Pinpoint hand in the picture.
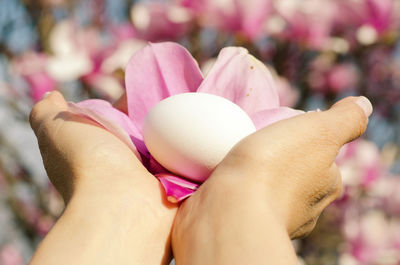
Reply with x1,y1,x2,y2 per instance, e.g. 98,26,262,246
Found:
172,96,372,265
29,91,177,265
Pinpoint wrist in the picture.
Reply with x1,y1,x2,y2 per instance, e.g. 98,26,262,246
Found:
173,170,298,265
42,172,177,265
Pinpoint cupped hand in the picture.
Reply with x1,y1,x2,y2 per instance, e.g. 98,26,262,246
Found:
30,91,170,205
172,96,372,264
29,91,177,265
223,96,371,237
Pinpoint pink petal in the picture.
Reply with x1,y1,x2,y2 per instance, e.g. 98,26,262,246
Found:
144,155,168,175
68,100,144,160
239,0,271,39
251,107,304,130
125,42,204,132
156,173,200,203
366,0,392,32
197,47,279,116
26,73,56,102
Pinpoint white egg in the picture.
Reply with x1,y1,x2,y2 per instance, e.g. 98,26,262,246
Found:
143,93,256,182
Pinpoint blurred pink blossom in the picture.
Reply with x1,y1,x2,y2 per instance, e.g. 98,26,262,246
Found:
73,23,145,100
337,140,383,188
308,55,359,94
326,64,360,93
272,0,337,49
35,215,55,237
329,139,400,263
130,2,193,41
13,52,56,102
110,23,136,42
274,76,299,107
46,20,98,82
180,0,271,39
0,245,24,265
337,0,397,35
372,176,400,216
81,36,145,101
343,207,400,263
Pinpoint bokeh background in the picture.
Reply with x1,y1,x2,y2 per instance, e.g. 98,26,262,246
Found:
0,0,399,264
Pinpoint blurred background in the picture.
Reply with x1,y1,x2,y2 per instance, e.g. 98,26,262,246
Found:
0,0,399,264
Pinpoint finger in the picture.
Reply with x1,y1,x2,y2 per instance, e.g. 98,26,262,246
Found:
29,91,68,133
113,92,128,114
321,96,372,147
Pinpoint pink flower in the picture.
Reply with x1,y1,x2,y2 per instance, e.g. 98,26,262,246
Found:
336,140,383,189
326,64,359,93
13,52,56,102
337,0,396,35
36,215,55,237
0,245,24,265
273,0,337,49
130,2,193,41
46,20,104,82
342,206,400,263
68,42,302,202
180,0,271,39
274,75,299,108
308,56,359,94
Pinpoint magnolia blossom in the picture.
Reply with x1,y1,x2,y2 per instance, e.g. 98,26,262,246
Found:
272,0,337,49
68,42,302,202
268,68,299,107
343,208,400,263
313,139,400,264
130,2,193,41
308,55,359,94
336,140,383,188
180,0,271,39
12,52,56,102
45,20,97,82
340,176,400,264
82,38,146,101
0,245,24,265
337,0,398,37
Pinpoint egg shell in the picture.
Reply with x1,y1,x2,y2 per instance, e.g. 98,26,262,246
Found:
143,93,256,182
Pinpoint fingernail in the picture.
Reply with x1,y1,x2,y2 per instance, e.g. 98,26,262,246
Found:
355,96,373,117
42,92,51,100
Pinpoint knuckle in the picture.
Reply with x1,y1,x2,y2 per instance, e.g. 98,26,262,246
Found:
290,216,318,239
332,179,343,199
29,105,40,128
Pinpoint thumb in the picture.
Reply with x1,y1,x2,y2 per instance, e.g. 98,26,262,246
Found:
29,91,68,134
322,96,372,147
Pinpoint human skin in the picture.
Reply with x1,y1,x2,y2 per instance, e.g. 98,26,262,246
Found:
172,96,372,265
29,91,177,265
29,91,371,265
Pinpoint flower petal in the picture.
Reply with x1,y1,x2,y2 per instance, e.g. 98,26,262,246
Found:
156,173,200,203
197,47,279,115
68,100,144,160
143,155,168,175
251,107,304,130
125,42,204,132
239,0,272,39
